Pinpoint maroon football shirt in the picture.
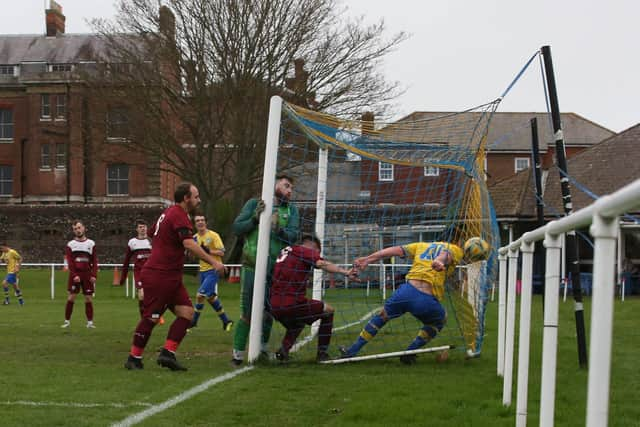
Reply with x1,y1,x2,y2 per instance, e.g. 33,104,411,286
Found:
144,205,193,274
271,245,322,306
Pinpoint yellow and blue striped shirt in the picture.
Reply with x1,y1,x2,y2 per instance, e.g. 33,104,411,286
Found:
403,241,464,301
1,249,22,274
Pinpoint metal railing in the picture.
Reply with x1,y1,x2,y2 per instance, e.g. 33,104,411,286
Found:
496,178,640,427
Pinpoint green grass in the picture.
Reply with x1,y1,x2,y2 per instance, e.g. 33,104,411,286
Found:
1,268,639,426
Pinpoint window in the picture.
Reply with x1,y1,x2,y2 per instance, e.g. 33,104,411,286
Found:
107,107,129,140
0,65,15,76
424,166,440,177
0,109,13,140
107,164,129,195
378,162,394,181
41,94,51,119
515,157,531,173
55,94,67,119
49,64,73,72
55,143,66,169
41,144,51,169
0,166,12,196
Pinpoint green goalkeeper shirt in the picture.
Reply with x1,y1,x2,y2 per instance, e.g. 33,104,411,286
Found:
233,198,300,270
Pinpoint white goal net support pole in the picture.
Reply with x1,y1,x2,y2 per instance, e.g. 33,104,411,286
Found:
498,178,640,427
320,344,454,365
311,148,329,337
248,96,282,364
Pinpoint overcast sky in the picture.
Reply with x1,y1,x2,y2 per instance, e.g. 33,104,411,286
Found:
4,0,639,133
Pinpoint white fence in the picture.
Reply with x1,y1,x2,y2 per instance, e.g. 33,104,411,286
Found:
497,178,640,427
5,263,242,300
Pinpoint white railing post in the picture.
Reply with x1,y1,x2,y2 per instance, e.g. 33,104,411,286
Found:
539,230,562,427
516,239,535,427
497,251,508,377
586,212,618,427
503,246,519,406
50,264,55,300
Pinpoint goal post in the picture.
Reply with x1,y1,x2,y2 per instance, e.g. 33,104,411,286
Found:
249,95,500,362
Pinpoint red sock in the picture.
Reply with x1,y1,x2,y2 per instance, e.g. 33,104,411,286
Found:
138,300,144,318
65,301,74,320
85,302,94,321
165,317,191,351
131,318,156,356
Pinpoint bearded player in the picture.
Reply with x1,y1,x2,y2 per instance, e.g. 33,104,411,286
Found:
124,183,226,371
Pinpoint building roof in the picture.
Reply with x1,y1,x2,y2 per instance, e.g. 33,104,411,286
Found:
400,111,615,151
490,123,640,218
0,34,108,64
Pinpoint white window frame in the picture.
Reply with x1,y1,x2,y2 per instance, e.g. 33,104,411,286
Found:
107,164,129,196
48,63,73,72
55,94,67,120
0,65,16,76
40,143,51,170
0,108,13,142
0,165,13,196
378,162,394,182
55,143,66,169
40,94,51,120
106,107,129,141
515,157,530,173
424,166,440,177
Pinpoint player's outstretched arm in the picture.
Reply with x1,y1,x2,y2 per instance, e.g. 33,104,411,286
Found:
316,259,358,280
183,238,226,274
232,199,262,236
354,246,404,271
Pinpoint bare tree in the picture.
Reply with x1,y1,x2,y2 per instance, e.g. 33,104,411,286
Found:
88,0,406,248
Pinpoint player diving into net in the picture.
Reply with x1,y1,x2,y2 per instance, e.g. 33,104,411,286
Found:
338,237,489,364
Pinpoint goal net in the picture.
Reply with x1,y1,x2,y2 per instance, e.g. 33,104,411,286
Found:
248,96,500,362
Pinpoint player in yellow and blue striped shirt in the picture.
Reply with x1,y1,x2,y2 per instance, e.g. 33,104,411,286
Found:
189,214,233,332
0,244,24,305
341,239,487,364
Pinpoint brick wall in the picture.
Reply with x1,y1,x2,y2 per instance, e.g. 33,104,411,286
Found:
0,205,164,264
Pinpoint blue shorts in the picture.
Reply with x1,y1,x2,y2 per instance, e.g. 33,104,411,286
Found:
384,283,445,330
197,270,219,298
5,273,17,285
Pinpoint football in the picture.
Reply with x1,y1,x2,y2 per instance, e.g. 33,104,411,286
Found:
463,237,490,262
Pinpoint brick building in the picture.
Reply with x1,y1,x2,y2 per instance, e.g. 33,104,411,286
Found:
0,3,177,262
0,3,178,206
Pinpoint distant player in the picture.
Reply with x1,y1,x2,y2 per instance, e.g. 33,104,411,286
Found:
120,219,152,317
341,239,488,364
0,244,24,306
61,220,98,329
190,213,233,331
124,182,226,371
270,235,358,362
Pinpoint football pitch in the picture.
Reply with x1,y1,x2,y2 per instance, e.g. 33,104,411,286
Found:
1,268,639,426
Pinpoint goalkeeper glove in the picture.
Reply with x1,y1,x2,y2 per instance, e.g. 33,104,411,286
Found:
252,199,266,222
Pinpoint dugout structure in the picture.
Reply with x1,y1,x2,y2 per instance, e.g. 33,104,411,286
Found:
247,96,500,362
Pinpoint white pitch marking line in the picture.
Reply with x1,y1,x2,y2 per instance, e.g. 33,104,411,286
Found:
1,400,152,408
111,365,254,427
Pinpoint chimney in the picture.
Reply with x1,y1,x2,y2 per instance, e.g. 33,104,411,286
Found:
361,111,375,136
45,0,66,37
159,6,176,41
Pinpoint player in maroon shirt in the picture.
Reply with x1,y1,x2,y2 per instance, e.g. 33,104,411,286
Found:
61,220,98,329
270,234,358,362
120,219,152,317
124,183,226,371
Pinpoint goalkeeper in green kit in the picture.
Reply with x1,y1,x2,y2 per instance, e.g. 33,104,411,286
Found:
231,175,300,365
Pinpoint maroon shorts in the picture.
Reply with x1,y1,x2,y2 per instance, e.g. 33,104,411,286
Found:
140,269,192,320
271,298,325,327
133,268,144,290
68,272,95,295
